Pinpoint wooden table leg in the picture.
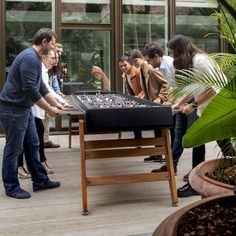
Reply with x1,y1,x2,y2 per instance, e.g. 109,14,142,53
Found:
162,128,178,206
68,115,72,148
79,120,89,215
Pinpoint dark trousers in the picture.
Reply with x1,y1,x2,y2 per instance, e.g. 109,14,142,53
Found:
172,110,205,168
217,139,236,156
18,117,47,167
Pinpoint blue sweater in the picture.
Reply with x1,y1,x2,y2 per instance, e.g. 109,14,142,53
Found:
0,47,49,108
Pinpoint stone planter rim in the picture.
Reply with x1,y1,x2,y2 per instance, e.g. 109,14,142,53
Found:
195,158,233,190
153,194,235,236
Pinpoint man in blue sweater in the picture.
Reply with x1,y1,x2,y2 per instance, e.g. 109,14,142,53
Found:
0,28,63,199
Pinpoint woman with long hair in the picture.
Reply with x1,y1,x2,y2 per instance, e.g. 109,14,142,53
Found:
166,34,216,197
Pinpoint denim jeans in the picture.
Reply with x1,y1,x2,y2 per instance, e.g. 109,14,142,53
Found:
172,110,205,167
18,117,47,167
133,130,142,139
0,106,49,195
172,112,188,166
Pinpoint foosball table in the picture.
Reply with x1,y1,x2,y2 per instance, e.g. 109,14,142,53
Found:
64,92,178,214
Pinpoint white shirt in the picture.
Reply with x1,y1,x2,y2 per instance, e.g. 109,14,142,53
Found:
160,55,175,87
193,53,226,116
31,64,48,119
126,74,133,90
31,63,66,119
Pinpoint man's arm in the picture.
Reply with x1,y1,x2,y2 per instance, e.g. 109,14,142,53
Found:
35,92,64,117
91,66,110,91
35,96,60,117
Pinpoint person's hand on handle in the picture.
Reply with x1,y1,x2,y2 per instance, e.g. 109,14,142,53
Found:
47,106,60,117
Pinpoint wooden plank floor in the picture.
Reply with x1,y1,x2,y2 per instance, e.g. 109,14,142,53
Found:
0,132,220,236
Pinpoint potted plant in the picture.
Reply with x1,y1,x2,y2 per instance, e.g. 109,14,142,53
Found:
153,191,236,236
171,0,236,198
189,158,235,198
153,1,236,235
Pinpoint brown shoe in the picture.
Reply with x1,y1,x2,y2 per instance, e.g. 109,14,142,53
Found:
151,164,177,174
44,141,60,148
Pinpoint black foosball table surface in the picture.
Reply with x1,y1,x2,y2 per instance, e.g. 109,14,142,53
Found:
64,92,173,132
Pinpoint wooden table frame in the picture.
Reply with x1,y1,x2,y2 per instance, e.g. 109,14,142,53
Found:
79,119,178,215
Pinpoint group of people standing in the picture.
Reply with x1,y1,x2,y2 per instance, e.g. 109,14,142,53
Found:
94,35,221,198
0,27,224,200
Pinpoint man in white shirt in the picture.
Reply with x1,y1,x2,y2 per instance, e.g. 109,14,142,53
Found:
143,42,175,89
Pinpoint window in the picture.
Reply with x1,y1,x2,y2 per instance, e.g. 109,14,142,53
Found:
5,1,52,73
61,0,110,24
122,0,168,53
5,0,54,128
61,30,110,94
176,0,219,53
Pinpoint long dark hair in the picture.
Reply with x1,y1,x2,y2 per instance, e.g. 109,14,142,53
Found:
167,34,204,70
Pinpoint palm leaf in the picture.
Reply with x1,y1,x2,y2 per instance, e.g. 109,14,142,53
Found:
171,61,232,100
210,53,236,73
183,89,236,147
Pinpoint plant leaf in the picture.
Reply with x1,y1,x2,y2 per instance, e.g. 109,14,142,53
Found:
183,89,236,148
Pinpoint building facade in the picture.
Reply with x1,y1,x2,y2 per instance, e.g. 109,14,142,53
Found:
0,0,221,131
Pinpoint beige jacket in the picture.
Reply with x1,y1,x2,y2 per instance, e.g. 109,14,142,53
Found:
140,62,170,104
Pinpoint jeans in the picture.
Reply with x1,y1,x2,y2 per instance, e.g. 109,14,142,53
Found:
172,111,205,167
18,117,47,167
172,112,188,166
35,117,47,163
0,106,49,195
133,129,142,139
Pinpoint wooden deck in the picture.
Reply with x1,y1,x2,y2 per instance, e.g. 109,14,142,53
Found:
0,132,220,236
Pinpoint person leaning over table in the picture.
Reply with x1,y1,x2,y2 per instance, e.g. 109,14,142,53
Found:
129,48,171,163
43,44,69,149
43,47,62,149
118,54,145,139
142,41,204,183
161,34,223,197
0,28,63,199
142,43,176,150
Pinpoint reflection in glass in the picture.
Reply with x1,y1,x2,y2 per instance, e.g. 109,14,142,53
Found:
5,1,54,128
5,1,52,71
61,0,110,24
61,30,110,94
123,0,168,54
176,0,219,53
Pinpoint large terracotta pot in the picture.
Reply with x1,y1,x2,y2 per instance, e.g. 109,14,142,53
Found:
153,194,235,236
189,159,233,198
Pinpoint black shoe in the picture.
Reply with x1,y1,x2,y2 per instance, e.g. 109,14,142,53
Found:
6,188,31,199
33,180,60,192
177,182,200,198
151,164,177,175
183,172,190,182
144,155,166,163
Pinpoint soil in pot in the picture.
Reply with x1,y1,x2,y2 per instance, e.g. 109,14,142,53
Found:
206,157,236,185
177,195,236,236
